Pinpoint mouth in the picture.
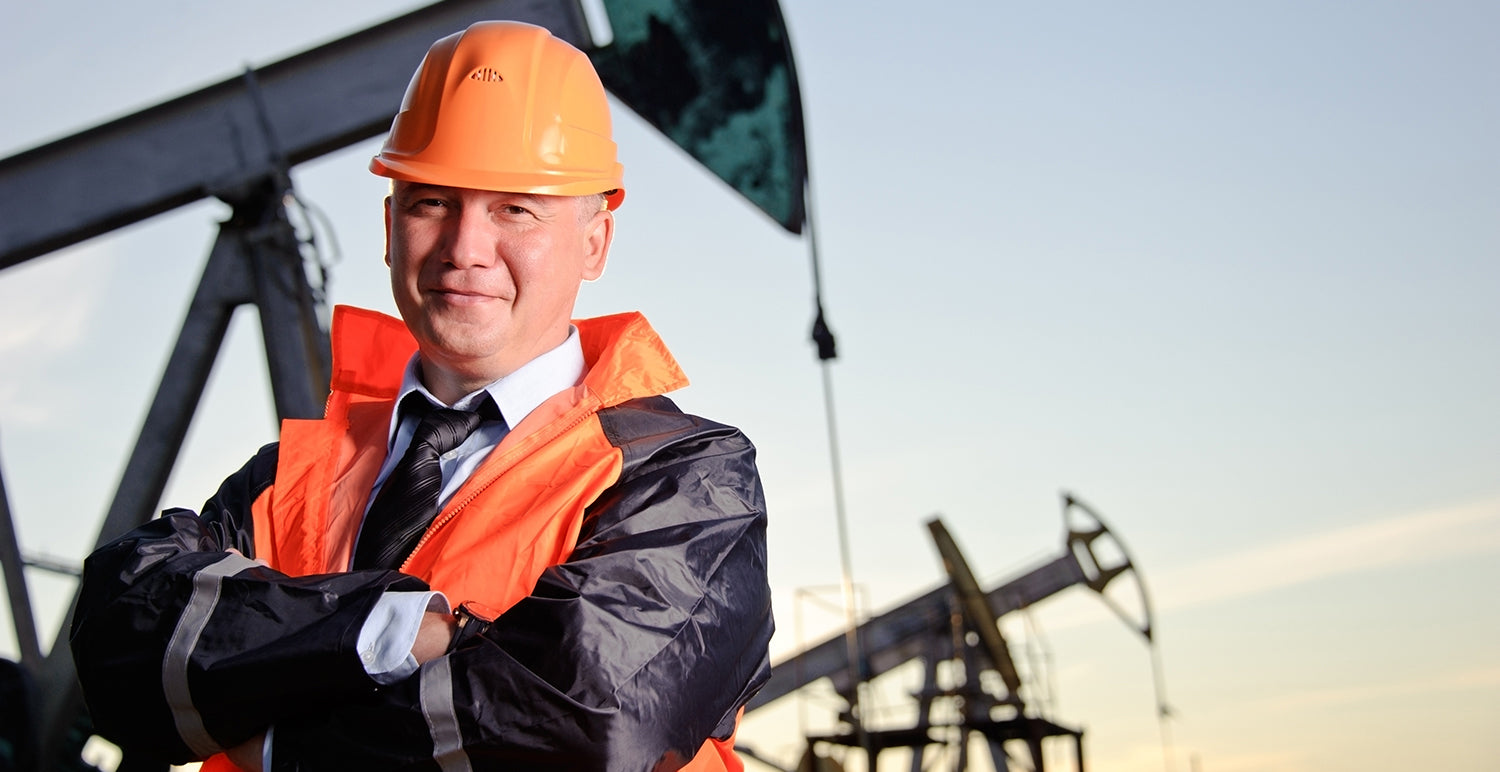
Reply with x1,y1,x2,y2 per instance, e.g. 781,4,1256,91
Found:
427,286,503,305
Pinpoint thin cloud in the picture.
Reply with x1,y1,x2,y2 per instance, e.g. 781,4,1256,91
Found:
1252,664,1500,712
0,250,106,353
1031,497,1500,633
0,246,114,424
1154,497,1500,613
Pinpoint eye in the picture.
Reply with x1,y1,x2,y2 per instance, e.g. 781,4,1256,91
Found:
499,204,533,217
397,195,450,217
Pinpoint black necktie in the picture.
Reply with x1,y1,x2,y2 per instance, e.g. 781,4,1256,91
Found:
353,395,496,570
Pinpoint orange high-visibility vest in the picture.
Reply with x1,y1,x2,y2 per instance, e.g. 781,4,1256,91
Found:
202,306,742,771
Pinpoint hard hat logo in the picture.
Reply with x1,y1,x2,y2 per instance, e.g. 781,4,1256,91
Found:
370,21,626,210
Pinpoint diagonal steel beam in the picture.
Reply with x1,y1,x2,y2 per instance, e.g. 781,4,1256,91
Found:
34,216,255,769
0,447,42,671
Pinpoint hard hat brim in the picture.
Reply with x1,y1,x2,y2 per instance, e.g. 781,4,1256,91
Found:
371,156,625,210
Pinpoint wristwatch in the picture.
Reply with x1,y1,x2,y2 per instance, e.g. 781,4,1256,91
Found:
447,601,497,654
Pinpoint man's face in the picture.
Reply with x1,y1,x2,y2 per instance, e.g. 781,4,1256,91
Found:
385,182,612,396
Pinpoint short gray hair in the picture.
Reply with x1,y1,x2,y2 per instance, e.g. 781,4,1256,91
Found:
577,193,608,223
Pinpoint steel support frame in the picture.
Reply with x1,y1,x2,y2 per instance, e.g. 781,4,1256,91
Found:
0,459,41,673
30,180,330,769
748,506,1143,769
808,717,1084,772
748,551,1089,711
749,502,1148,713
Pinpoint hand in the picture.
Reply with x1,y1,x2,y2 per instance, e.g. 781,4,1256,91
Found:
225,731,266,772
411,610,458,664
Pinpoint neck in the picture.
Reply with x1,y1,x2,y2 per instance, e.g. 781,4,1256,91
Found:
417,362,496,406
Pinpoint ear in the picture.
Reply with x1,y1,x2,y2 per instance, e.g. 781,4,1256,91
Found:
382,196,393,267
580,208,613,281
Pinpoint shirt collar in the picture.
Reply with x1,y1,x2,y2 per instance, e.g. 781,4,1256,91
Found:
388,326,586,438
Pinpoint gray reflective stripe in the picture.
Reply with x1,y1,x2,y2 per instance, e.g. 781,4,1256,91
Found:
421,657,472,772
162,552,258,757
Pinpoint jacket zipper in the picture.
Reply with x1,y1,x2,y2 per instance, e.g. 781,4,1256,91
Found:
399,401,601,571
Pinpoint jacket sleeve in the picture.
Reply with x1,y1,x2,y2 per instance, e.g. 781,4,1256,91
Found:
269,398,775,771
69,442,430,764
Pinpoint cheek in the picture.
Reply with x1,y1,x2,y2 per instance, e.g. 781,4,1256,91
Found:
388,230,430,280
386,251,414,287
508,241,562,288
390,220,439,261
386,253,426,314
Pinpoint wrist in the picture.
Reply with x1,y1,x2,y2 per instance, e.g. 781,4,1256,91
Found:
411,611,458,664
447,601,499,654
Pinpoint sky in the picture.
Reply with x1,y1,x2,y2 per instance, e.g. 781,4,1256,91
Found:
2,1,1498,770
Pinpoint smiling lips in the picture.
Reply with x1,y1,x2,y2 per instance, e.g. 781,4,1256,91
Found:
427,284,507,305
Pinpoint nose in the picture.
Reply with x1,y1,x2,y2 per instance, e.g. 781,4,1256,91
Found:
443,205,498,269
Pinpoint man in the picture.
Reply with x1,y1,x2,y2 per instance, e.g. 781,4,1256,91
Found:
69,21,772,771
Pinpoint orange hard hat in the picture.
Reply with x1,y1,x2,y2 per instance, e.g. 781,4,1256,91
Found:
370,21,625,209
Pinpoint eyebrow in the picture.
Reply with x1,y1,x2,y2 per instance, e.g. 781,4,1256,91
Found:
393,182,448,198
393,184,559,213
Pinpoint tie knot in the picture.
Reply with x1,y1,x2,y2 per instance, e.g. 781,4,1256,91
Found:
401,393,498,456
412,409,483,455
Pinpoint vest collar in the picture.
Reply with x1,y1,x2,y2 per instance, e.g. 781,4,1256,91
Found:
326,305,688,408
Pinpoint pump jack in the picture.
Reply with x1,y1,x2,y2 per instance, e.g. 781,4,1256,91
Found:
743,493,1160,772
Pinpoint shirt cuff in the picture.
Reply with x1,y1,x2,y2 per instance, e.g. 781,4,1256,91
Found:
357,590,450,684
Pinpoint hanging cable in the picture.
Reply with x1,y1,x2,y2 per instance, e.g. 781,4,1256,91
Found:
1019,605,1057,716
241,65,338,327
803,170,875,764
282,189,343,325
1151,641,1178,772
